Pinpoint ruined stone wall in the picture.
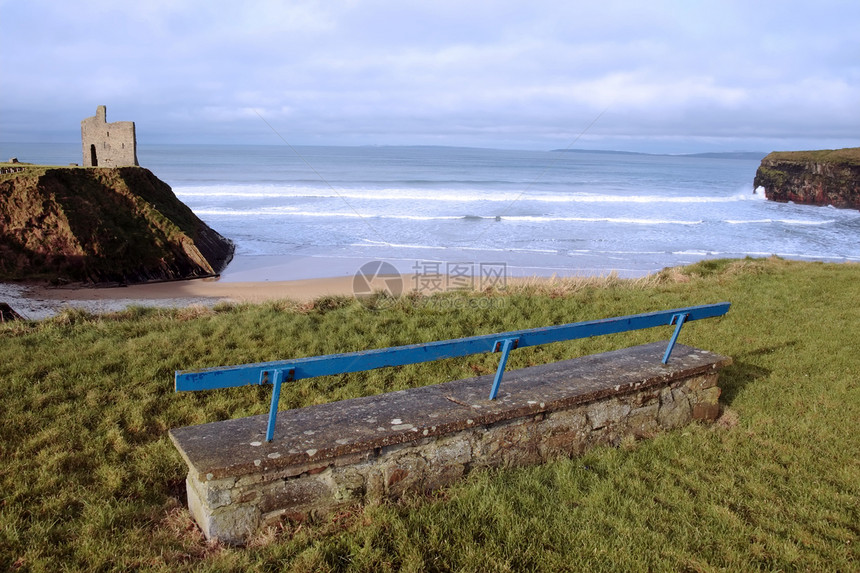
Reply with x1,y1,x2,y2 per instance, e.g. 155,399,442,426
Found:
81,105,139,167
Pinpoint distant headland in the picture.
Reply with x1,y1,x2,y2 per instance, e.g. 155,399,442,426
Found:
551,149,768,160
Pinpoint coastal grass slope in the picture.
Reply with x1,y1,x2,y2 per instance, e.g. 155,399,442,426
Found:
1,258,858,571
0,165,233,284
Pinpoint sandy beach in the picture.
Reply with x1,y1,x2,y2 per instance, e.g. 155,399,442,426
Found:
0,249,573,320
1,266,567,320
2,269,535,320
38,275,365,304
0,275,366,320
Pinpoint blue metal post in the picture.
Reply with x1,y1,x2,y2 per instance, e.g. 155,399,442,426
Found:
489,338,517,400
662,313,688,364
266,369,285,442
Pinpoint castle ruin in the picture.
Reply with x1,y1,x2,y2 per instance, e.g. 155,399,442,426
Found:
81,105,139,167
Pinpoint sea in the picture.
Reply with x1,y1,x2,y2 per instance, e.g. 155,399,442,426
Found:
5,142,860,283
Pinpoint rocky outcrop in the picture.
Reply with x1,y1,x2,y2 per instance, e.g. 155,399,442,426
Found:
0,166,233,284
0,302,22,321
753,148,860,210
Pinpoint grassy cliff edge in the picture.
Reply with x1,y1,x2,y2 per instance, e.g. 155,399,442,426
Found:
0,165,234,283
754,147,860,209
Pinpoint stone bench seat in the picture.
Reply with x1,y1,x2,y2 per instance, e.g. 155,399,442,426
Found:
170,341,730,544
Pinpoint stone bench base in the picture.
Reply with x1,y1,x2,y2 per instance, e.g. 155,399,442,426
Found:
169,342,731,544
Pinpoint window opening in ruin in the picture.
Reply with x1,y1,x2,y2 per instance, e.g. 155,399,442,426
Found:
90,144,98,166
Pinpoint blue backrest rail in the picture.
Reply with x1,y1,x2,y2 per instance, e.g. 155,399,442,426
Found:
175,302,729,441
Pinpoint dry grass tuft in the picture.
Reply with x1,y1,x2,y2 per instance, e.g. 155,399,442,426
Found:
715,407,740,430
161,505,206,544
173,305,216,321
158,505,224,561
246,524,285,548
655,266,692,283
619,434,639,451
495,270,672,298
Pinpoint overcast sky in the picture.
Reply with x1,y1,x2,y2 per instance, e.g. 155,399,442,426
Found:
1,0,858,153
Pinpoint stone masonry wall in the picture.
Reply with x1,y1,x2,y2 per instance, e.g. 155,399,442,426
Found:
170,342,730,545
81,105,139,167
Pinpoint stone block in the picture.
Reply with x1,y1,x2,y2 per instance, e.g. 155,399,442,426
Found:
331,467,367,502
422,434,473,466
685,373,719,392
624,387,661,408
476,417,544,468
423,463,467,491
657,386,693,429
186,476,258,545
364,464,386,501
538,409,589,459
383,455,428,498
205,505,259,545
186,475,235,510
586,398,631,430
256,475,334,515
626,403,660,438
691,386,722,420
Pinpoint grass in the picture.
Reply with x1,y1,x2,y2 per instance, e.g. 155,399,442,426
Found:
1,257,858,571
763,147,860,166
1,165,231,282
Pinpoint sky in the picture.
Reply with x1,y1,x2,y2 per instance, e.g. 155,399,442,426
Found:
1,0,858,153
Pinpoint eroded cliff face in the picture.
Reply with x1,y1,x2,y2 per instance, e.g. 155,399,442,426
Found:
0,165,233,283
753,148,860,210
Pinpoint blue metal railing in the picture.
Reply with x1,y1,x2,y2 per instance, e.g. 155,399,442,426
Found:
175,302,730,441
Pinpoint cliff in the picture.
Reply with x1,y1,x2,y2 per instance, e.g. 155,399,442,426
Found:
0,165,234,284
753,148,860,210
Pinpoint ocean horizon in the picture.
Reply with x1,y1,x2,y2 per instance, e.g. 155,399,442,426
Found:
3,142,859,283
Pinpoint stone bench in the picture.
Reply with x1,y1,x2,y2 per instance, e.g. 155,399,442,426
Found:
170,341,730,545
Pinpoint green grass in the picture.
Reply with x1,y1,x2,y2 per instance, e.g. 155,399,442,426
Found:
1,257,859,571
763,147,860,166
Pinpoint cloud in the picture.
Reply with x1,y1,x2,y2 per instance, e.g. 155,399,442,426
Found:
1,0,858,152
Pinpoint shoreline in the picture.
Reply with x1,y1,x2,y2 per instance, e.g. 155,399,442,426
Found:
2,253,639,320
6,253,857,322
1,272,562,321
4,257,858,321
0,275,369,321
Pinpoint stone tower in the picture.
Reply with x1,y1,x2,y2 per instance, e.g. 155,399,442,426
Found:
81,105,139,167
